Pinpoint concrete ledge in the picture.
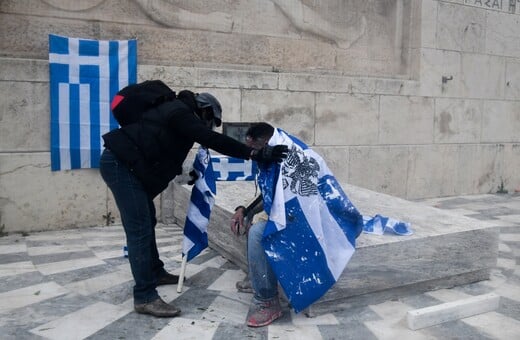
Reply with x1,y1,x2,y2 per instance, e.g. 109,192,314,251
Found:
167,181,499,306
407,293,500,330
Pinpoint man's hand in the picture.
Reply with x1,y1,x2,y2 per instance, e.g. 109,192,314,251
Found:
250,145,288,163
230,206,249,236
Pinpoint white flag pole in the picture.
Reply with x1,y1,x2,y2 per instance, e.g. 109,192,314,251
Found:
177,254,188,293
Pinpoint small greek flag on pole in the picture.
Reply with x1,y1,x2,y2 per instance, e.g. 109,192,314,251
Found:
182,147,217,261
49,34,137,170
178,147,216,292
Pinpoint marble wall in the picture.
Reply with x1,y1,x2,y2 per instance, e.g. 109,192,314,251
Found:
0,0,519,232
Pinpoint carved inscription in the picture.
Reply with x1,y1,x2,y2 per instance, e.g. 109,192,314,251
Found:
464,0,519,13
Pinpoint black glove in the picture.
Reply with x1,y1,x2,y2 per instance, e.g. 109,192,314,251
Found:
251,145,289,163
187,169,199,185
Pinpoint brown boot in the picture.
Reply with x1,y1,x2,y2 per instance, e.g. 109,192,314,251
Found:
134,297,181,317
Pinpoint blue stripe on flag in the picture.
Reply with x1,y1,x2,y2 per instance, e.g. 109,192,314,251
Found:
49,34,137,170
109,41,120,131
262,197,336,313
50,35,69,54
69,83,81,169
80,65,100,168
318,175,363,244
79,39,99,56
128,40,137,84
49,63,68,171
183,218,208,261
190,186,211,219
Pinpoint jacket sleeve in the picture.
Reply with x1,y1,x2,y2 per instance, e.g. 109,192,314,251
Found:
169,107,253,159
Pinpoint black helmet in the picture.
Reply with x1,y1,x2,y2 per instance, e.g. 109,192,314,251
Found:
195,92,222,127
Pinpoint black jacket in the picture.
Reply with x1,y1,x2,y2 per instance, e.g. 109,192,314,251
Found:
102,98,252,197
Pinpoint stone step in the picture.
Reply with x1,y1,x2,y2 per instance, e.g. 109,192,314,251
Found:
166,181,499,308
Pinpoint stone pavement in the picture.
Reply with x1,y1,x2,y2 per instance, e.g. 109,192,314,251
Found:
0,193,519,340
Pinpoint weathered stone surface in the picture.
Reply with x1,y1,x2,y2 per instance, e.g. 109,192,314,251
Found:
406,144,460,199
241,90,315,144
0,81,50,151
0,0,418,77
486,10,520,58
315,93,379,146
169,181,499,304
434,98,483,144
461,54,505,99
0,153,110,232
437,2,487,53
379,96,434,145
482,100,520,143
421,0,437,49
419,49,462,98
348,146,409,198
505,59,520,100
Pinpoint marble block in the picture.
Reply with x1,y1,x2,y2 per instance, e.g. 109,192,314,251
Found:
168,181,499,306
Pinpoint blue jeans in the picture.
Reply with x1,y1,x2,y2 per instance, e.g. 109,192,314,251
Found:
99,149,167,304
248,221,278,301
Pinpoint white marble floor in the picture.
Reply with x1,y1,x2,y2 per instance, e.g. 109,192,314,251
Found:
0,193,519,339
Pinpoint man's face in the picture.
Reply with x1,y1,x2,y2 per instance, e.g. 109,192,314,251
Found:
200,108,215,129
245,135,268,150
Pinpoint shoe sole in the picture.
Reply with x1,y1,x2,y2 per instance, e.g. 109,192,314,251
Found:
134,308,181,318
135,310,181,318
237,288,254,293
246,311,282,327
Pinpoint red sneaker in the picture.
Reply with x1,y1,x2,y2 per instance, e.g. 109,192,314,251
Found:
246,298,282,327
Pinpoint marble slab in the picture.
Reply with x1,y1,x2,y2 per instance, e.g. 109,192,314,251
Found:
169,181,499,307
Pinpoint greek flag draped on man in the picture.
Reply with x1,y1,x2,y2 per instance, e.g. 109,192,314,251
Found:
258,129,364,313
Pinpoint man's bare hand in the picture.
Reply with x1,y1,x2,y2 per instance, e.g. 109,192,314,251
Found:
230,206,249,236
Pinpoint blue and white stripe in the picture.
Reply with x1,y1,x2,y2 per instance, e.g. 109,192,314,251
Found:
258,129,364,313
182,147,217,261
211,155,257,181
49,34,137,170
362,214,413,236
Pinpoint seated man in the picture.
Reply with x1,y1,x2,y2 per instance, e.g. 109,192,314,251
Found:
230,123,284,327
231,122,364,327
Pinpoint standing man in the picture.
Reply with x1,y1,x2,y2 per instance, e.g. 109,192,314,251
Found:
100,83,288,318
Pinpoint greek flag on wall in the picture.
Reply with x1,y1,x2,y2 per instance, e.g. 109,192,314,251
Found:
258,129,364,313
49,34,137,170
182,147,217,261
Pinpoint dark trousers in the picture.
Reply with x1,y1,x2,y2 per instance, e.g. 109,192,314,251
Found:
99,149,166,304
